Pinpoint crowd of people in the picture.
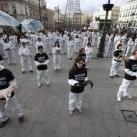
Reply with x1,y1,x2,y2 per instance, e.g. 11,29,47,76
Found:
0,29,137,128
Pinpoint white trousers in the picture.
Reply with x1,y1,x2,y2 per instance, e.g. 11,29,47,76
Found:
110,60,121,76
60,42,66,54
132,44,137,53
67,46,74,58
74,43,80,53
53,55,61,70
5,49,16,64
45,42,51,54
86,54,92,68
36,69,49,86
126,46,133,56
20,56,33,72
117,79,134,98
69,92,83,110
0,95,23,122
107,44,113,58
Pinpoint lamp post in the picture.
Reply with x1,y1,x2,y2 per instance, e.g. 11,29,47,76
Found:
38,0,42,21
96,0,114,58
58,5,60,30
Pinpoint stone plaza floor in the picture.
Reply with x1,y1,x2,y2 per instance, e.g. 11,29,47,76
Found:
0,51,137,137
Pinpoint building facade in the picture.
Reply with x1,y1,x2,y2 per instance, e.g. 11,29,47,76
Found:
118,0,137,28
46,8,55,30
0,0,55,30
54,7,65,30
81,11,93,29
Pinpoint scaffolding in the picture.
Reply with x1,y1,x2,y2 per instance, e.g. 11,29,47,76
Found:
65,0,81,30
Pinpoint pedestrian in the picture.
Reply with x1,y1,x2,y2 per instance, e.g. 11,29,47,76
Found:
109,44,124,78
52,41,62,71
34,46,50,88
59,33,66,54
18,41,33,73
132,36,137,52
67,34,74,59
68,57,88,115
74,35,81,53
126,37,134,57
117,49,137,102
121,33,127,53
35,37,45,53
106,33,114,58
3,38,16,65
44,33,50,54
82,33,88,48
0,64,24,128
0,35,5,58
85,42,94,68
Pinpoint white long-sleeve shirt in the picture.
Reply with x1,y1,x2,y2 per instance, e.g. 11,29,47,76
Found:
18,47,31,57
85,46,93,55
3,42,13,50
127,39,134,47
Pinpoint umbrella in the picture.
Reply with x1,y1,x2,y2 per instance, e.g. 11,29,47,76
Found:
0,11,19,27
21,19,43,32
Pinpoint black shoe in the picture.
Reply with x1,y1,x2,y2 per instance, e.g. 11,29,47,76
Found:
114,75,120,78
18,116,24,123
0,118,10,128
30,70,33,73
109,76,114,79
22,71,26,74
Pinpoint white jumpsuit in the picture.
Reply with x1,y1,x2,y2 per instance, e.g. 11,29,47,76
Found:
52,47,61,70
18,46,33,72
126,39,134,56
67,39,74,59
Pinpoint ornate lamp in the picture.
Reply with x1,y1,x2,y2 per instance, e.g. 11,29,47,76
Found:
97,0,114,58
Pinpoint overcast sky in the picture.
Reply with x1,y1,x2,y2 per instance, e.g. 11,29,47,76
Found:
46,0,128,13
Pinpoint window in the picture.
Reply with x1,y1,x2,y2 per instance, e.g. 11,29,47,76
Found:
13,6,17,14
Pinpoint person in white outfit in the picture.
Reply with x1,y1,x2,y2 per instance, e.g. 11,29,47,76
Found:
132,37,137,52
59,33,66,54
85,42,94,68
52,41,61,71
126,38,135,57
35,38,45,53
18,41,33,73
117,50,137,102
0,64,24,128
74,35,81,53
109,44,124,78
44,33,50,54
97,33,101,49
9,34,17,62
3,38,16,65
114,33,121,47
30,32,37,47
34,46,50,88
68,57,88,115
67,35,74,59
0,36,5,58
121,33,127,53
82,34,88,48
106,33,114,58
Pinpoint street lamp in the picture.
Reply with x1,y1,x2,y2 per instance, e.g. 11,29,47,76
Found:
97,0,114,58
58,5,60,30
38,0,42,21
